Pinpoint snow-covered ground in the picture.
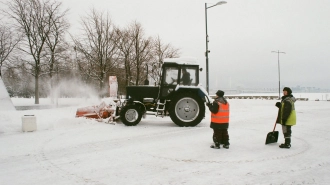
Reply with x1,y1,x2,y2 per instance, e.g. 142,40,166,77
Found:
1,96,330,185
231,92,330,101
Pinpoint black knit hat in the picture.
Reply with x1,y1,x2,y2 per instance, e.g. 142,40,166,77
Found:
216,90,224,97
283,87,292,95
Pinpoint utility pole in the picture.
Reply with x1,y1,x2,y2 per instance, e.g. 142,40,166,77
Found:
205,1,227,94
271,50,286,99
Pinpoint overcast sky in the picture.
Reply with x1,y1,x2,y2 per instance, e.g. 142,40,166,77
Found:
3,0,330,91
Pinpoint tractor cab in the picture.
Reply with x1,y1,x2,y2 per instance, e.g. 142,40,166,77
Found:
160,59,200,98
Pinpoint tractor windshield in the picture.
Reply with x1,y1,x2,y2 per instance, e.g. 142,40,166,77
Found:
163,66,198,86
163,67,179,85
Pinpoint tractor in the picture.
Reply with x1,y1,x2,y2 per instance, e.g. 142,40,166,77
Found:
119,58,211,127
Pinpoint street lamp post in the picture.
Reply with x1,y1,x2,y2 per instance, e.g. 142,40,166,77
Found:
271,50,286,99
205,1,227,94
144,64,149,85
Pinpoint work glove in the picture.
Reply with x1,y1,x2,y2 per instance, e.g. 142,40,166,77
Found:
206,103,211,107
275,102,281,108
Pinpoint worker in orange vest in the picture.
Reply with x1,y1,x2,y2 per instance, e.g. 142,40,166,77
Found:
207,90,230,149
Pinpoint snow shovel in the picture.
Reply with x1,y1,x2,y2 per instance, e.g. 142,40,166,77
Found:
265,122,279,144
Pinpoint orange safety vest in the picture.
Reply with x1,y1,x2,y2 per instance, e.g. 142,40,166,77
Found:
211,102,230,124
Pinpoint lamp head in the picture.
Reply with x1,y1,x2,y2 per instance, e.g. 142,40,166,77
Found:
216,1,227,6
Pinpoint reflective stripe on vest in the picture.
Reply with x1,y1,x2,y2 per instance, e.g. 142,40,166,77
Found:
211,102,230,123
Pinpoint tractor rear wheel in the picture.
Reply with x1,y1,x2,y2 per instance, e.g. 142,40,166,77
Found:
120,104,142,126
169,92,205,127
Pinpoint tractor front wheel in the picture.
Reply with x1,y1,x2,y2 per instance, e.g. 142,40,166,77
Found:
120,104,143,126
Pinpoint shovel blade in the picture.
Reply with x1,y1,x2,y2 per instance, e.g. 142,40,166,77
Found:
265,131,279,144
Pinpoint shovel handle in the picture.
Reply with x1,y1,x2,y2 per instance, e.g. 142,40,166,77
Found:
272,122,277,132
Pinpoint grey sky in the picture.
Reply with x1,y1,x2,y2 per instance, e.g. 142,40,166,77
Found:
3,0,330,91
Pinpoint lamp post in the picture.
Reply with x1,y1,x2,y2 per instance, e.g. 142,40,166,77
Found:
271,50,286,99
205,1,227,94
144,64,149,85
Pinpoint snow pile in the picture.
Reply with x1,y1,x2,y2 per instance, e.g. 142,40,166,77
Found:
0,77,15,111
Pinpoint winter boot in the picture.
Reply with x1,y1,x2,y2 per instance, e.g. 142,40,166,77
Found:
279,138,291,149
223,140,230,149
210,143,220,149
279,143,291,148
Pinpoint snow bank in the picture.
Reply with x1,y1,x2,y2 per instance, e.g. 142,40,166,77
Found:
0,77,15,111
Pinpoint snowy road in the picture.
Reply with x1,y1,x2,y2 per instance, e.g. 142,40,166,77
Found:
1,99,330,184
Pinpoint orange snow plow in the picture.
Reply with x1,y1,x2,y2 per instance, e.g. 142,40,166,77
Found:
76,76,119,123
75,100,117,123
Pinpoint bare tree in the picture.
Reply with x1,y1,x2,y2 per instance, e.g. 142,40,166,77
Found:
150,35,180,84
115,27,134,86
72,9,119,93
5,0,68,104
115,24,180,87
43,1,69,94
0,24,21,78
130,21,153,85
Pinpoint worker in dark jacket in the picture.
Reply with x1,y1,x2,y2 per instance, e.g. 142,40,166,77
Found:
207,90,230,149
180,68,190,85
275,87,296,149
171,68,191,85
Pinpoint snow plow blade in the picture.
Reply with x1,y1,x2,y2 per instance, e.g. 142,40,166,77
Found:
75,100,116,121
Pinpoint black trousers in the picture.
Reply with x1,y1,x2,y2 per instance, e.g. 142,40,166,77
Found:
213,128,229,145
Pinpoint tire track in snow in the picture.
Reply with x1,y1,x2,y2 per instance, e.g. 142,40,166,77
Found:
298,128,330,141
33,126,204,184
34,123,330,184
33,130,107,185
143,134,311,164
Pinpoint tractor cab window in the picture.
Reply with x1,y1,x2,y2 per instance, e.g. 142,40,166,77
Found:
163,66,198,86
163,67,179,85
179,67,197,86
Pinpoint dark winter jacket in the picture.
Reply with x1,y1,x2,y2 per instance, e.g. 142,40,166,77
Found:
276,94,297,126
207,97,229,129
180,72,190,85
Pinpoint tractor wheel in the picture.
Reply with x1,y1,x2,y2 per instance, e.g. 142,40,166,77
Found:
169,92,205,127
120,104,142,126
